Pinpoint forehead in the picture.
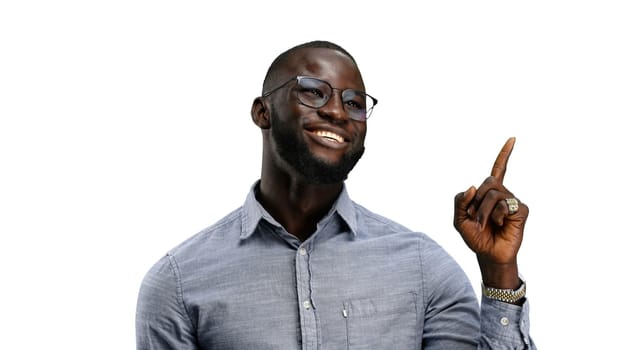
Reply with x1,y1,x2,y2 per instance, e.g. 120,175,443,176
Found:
282,48,365,90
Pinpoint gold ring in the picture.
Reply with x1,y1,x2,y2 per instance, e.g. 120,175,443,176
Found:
505,198,519,215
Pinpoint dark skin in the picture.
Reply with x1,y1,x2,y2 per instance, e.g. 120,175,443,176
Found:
455,137,529,293
252,47,528,297
251,48,366,239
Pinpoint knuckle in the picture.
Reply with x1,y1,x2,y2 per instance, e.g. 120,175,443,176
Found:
483,176,496,185
484,189,498,202
454,192,462,202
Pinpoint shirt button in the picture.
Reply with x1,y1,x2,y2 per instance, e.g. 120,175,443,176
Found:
303,300,312,310
500,317,510,326
299,248,307,256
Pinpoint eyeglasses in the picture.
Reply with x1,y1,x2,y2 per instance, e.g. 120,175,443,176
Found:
262,76,378,121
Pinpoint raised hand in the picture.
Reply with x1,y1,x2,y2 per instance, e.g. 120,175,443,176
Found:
453,137,529,289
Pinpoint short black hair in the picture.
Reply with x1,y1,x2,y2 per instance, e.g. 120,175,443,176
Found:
262,40,357,93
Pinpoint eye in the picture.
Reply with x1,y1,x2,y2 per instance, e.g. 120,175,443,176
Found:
344,99,363,110
343,91,366,110
300,87,325,99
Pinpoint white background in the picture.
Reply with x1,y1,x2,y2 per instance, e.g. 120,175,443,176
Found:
1,1,620,348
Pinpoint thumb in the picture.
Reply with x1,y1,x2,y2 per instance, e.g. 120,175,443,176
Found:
454,186,476,226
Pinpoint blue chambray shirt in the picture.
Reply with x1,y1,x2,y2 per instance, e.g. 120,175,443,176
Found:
136,183,536,349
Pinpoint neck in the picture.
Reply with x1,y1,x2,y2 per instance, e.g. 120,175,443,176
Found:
257,171,343,242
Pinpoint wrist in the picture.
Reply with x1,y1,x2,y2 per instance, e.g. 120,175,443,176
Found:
477,256,520,289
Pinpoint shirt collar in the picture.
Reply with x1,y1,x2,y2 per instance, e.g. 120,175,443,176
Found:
240,181,359,240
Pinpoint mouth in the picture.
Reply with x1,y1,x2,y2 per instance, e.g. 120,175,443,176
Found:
313,130,345,143
304,127,350,150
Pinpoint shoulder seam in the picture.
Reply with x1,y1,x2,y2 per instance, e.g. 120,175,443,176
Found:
166,253,197,333
169,207,243,254
354,203,412,233
418,236,428,311
204,207,243,234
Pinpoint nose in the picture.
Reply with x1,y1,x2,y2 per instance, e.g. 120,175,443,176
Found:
317,90,349,123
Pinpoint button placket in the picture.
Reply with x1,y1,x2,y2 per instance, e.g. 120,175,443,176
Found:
295,244,318,348
298,246,311,311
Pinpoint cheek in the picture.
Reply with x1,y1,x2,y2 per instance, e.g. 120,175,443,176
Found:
354,125,367,144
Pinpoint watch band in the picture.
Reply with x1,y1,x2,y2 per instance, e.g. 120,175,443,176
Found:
482,279,526,303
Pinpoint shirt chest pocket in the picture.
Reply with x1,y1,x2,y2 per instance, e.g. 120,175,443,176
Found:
343,291,418,349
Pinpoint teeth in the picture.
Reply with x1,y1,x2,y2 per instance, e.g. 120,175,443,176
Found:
314,130,344,143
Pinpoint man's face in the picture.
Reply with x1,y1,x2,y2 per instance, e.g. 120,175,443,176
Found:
265,48,368,184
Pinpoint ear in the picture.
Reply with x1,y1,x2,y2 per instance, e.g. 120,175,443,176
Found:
251,97,271,129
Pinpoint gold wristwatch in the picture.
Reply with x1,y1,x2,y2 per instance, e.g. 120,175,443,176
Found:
482,279,526,303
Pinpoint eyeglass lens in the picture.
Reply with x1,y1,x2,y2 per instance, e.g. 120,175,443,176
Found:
295,77,374,121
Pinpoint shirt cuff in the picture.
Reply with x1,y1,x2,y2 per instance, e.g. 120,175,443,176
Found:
480,296,532,347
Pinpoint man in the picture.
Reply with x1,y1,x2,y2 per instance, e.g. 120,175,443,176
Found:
136,40,536,349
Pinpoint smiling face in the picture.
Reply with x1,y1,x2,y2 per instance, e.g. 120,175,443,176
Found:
258,47,368,184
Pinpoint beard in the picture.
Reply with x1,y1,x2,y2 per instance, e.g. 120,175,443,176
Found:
270,109,365,185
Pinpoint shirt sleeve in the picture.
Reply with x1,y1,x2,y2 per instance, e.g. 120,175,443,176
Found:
479,297,537,349
420,236,537,349
135,254,198,350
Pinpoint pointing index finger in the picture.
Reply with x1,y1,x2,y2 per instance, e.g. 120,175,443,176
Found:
491,137,516,182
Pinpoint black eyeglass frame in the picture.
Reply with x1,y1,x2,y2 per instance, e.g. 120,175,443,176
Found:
262,76,378,121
